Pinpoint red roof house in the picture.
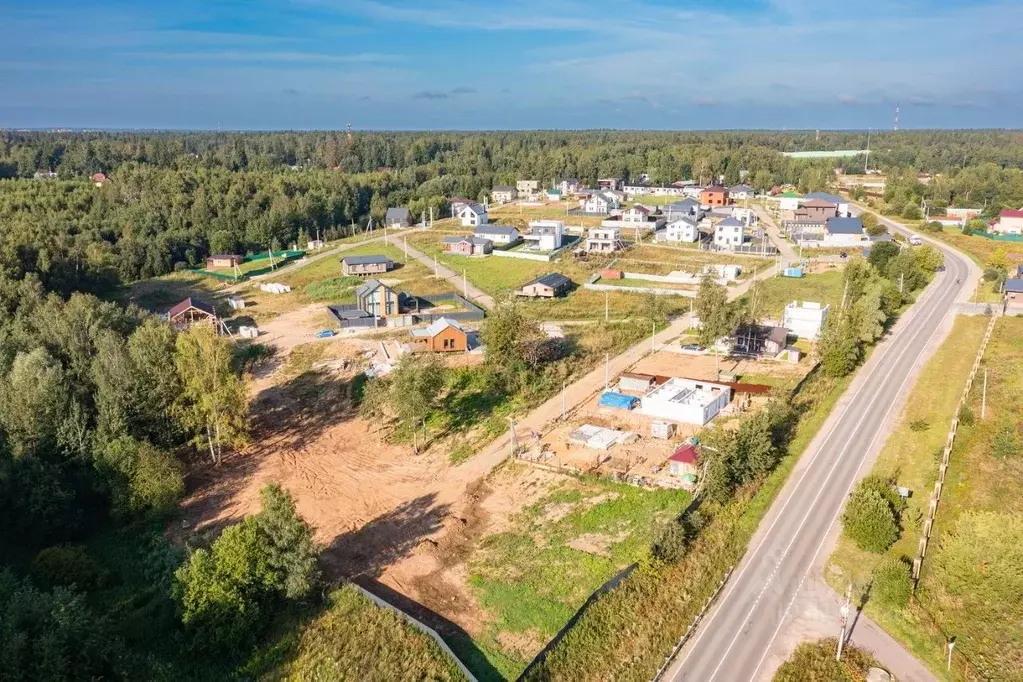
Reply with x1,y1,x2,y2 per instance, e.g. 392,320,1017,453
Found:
668,443,698,477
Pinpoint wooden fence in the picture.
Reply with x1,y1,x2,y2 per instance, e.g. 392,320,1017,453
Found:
912,314,997,588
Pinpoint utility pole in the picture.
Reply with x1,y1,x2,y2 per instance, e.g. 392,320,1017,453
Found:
899,272,905,295
433,254,438,276
946,638,956,672
403,235,408,263
562,382,567,419
982,368,988,419
605,290,610,322
651,320,656,352
604,353,610,388
508,417,517,457
463,269,468,298
836,583,852,661
841,279,850,309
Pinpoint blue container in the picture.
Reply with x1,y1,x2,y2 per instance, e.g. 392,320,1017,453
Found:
783,267,803,278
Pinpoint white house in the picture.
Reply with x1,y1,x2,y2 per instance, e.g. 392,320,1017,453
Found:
823,216,867,246
458,202,488,227
558,178,580,195
474,224,519,245
621,205,652,224
729,184,755,201
663,198,701,221
993,209,1023,234
585,227,625,252
491,186,517,204
584,193,615,214
805,192,850,217
682,185,704,199
776,192,803,212
525,220,565,251
516,180,540,199
713,217,745,249
663,216,700,243
639,377,732,425
783,301,830,339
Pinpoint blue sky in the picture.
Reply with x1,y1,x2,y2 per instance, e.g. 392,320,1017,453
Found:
1,0,1021,130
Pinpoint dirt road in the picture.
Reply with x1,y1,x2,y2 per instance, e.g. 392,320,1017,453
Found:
385,234,496,309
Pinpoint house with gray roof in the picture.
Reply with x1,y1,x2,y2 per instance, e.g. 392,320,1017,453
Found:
473,224,520,245
385,207,413,228
714,217,746,249
729,184,755,200
443,235,493,256
515,272,573,299
491,186,517,204
458,202,488,227
806,192,850,216
341,254,393,276
355,279,400,317
822,216,867,246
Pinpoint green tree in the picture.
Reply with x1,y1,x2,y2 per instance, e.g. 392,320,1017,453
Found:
96,436,184,515
867,241,899,273
817,313,862,378
251,483,320,600
914,244,944,273
694,275,737,348
872,555,912,608
842,477,901,553
173,326,248,464
0,348,71,457
386,355,445,437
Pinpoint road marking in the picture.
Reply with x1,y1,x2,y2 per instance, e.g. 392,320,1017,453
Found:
671,238,949,677
747,255,967,680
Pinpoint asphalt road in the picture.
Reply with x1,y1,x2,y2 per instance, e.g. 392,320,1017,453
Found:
668,216,973,681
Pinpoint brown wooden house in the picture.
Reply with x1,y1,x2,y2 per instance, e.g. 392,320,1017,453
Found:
206,254,243,269
410,317,469,352
167,297,223,334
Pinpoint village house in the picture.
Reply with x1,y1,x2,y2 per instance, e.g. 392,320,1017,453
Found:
558,178,580,195
993,209,1023,234
604,189,627,205
729,184,755,201
663,198,701,220
524,220,565,251
822,216,867,246
355,279,400,317
783,300,830,339
621,205,652,224
794,199,838,222
668,443,699,478
598,177,623,191
341,254,393,276
515,272,573,298
805,192,850,217
457,202,489,227
516,179,540,199
639,377,732,425
410,317,469,353
205,254,242,269
585,226,625,252
91,172,110,186
583,193,616,214
663,215,700,243
713,217,745,248
545,188,563,201
732,324,789,357
449,196,473,217
385,207,413,228
474,224,520,245
682,185,704,199
443,236,493,256
167,297,223,334
776,191,803,212
491,186,517,204
307,238,325,250
701,186,729,206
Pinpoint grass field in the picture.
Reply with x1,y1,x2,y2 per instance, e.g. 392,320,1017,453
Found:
488,203,604,228
741,270,845,318
467,464,690,678
823,315,1015,680
261,585,467,681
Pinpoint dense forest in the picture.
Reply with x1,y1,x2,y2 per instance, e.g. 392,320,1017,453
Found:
3,129,1023,297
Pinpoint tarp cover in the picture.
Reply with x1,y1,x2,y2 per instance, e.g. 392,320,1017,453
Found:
598,392,639,410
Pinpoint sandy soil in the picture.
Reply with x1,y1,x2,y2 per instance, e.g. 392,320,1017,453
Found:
631,349,808,381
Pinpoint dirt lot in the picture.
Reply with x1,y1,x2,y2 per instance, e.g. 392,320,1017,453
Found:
630,348,809,384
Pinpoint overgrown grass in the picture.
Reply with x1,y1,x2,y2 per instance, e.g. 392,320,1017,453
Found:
740,269,846,318
465,466,690,679
255,585,468,681
824,316,1023,680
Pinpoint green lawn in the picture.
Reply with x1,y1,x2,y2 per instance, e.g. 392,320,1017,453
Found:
824,315,1004,680
601,277,696,292
465,464,690,679
741,270,846,318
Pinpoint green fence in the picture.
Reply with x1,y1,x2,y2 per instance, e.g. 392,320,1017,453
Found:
970,231,1023,243
193,250,307,281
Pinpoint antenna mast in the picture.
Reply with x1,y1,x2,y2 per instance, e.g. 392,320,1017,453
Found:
893,103,900,131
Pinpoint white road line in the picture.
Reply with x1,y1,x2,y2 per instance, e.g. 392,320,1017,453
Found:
704,267,960,681
747,256,966,680
671,250,948,677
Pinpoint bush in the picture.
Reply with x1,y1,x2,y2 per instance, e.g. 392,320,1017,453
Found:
991,421,1019,459
924,221,944,233
902,203,922,220
30,545,104,590
872,555,912,608
774,638,879,681
909,419,930,432
652,517,692,564
842,476,901,553
958,404,975,426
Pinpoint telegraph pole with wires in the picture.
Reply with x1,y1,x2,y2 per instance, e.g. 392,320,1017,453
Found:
836,584,853,661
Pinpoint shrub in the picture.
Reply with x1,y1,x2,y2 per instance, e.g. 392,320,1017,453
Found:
991,421,1019,459
924,221,944,233
842,477,901,553
774,638,879,681
958,404,975,426
902,203,922,220
652,517,692,563
30,545,104,590
909,419,930,432
872,555,912,608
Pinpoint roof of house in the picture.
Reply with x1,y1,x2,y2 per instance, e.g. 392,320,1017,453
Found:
588,193,610,203
168,297,215,318
559,177,579,184
1000,209,1023,219
729,184,754,193
530,224,561,236
523,272,572,289
627,205,651,214
207,253,241,260
449,196,473,204
806,192,845,204
460,202,486,215
342,254,392,266
667,215,698,228
669,443,698,465
547,188,562,195
765,326,788,345
717,217,745,228
355,279,391,298
443,235,491,246
475,225,519,236
385,207,412,223
826,216,865,234
802,199,837,208
779,191,802,198
410,317,466,338
492,185,516,192
1004,278,1023,293
702,185,728,194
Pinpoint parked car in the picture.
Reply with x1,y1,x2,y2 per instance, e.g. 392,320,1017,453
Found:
839,251,848,259
679,343,705,353
315,329,335,338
